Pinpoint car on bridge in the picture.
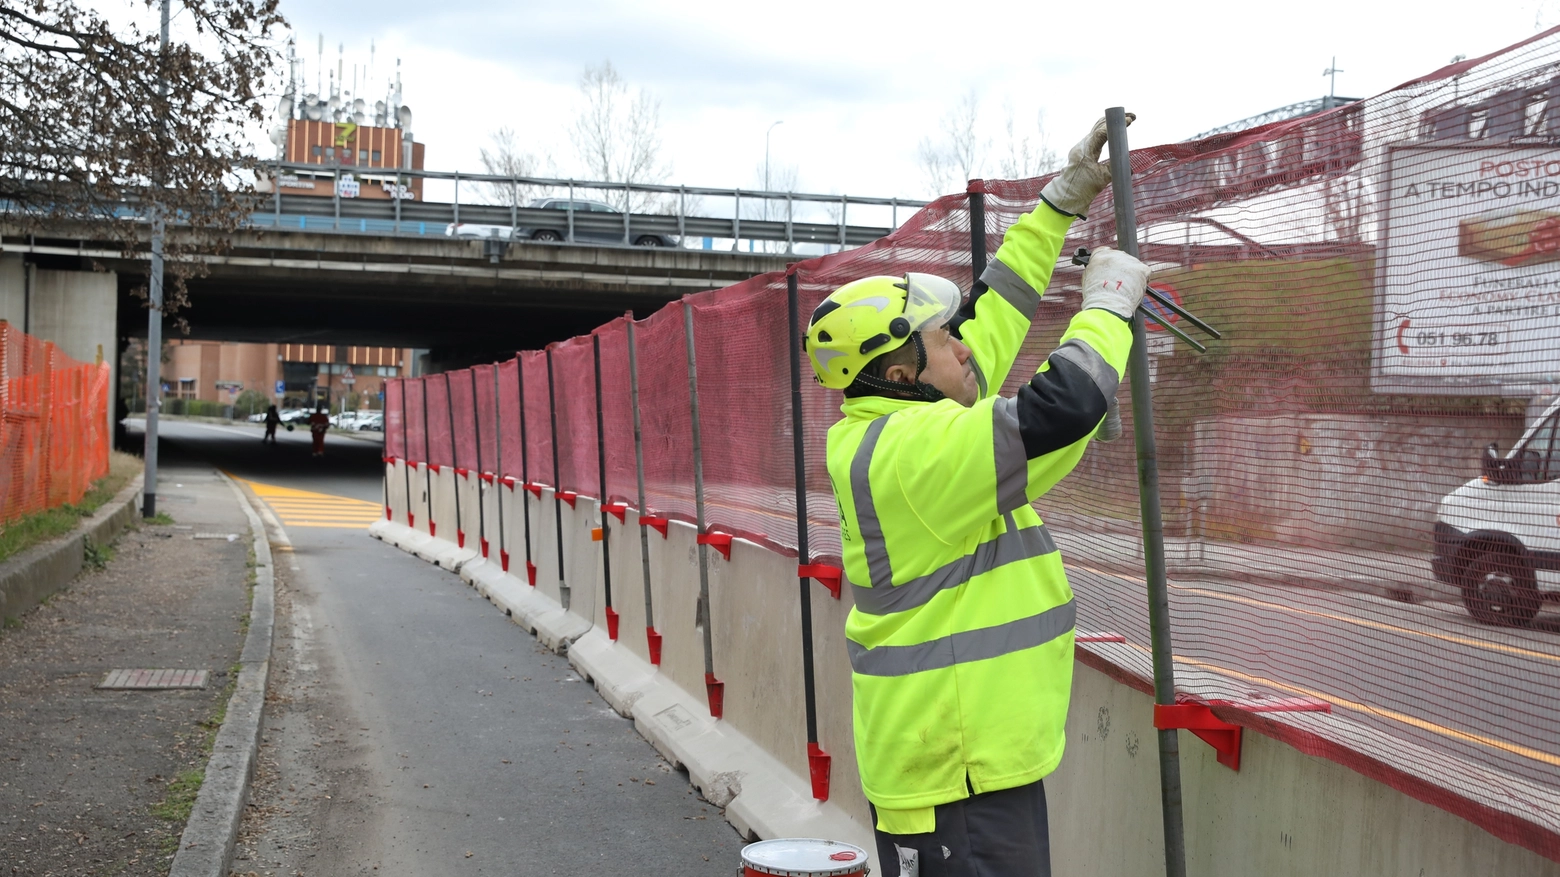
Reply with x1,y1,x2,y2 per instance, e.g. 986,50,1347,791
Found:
445,198,677,248
1433,395,1560,626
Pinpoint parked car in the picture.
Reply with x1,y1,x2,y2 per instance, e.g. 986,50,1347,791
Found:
1432,395,1560,626
444,198,677,248
353,413,384,431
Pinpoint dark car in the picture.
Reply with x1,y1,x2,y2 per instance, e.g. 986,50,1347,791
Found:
445,198,677,248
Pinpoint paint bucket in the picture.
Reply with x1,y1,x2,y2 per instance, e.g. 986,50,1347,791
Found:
740,838,870,876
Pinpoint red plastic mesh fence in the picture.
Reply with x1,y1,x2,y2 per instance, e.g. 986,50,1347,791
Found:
385,379,406,461
594,319,638,507
497,358,522,482
386,30,1560,861
472,365,498,474
520,350,554,487
404,377,426,464
424,375,452,469
0,324,111,524
448,369,477,472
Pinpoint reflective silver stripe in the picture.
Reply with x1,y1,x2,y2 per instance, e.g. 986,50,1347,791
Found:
970,355,989,399
847,599,1076,677
992,399,1027,515
851,415,894,589
1051,339,1119,401
851,515,1057,616
980,259,1042,315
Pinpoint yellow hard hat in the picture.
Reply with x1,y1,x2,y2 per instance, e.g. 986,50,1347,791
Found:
804,273,962,390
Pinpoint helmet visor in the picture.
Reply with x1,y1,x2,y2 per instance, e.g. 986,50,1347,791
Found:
900,273,963,334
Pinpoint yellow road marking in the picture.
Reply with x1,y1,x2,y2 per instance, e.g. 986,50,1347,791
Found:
233,476,383,529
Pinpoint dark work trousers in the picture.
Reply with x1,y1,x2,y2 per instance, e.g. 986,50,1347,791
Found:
870,779,1050,877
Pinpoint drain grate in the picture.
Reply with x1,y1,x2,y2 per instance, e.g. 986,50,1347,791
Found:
97,669,208,690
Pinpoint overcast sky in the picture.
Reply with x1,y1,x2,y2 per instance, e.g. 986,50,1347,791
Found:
260,0,1560,201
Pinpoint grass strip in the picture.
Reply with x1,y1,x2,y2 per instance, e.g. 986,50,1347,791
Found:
0,452,143,563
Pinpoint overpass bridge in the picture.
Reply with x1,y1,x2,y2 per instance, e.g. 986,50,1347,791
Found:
2,168,924,357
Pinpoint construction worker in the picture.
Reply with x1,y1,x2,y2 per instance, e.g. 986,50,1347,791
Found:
805,116,1150,876
308,404,329,457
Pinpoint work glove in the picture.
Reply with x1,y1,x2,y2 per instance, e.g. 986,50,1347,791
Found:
1040,113,1135,217
1079,246,1151,319
1094,397,1123,442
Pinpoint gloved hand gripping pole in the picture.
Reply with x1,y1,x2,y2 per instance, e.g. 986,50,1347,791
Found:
1069,250,1220,352
1105,106,1188,877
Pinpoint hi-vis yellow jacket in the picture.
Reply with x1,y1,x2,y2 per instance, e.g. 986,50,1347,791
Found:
826,202,1133,834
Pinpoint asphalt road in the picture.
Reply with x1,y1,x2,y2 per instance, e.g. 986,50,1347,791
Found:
139,419,743,875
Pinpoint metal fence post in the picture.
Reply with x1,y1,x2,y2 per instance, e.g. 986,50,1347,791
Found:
493,366,507,570
517,354,535,586
623,183,631,245
785,194,794,254
627,319,659,662
470,368,487,558
683,300,722,718
273,159,282,223
787,268,826,798
421,376,435,538
444,372,464,548
399,379,413,528
968,181,988,293
453,170,460,227
567,181,576,242
837,194,847,249
594,334,617,639
732,190,742,252
547,348,568,609
677,186,686,243
1106,105,1186,877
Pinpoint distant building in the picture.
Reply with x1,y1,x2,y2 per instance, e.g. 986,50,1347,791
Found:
165,341,412,411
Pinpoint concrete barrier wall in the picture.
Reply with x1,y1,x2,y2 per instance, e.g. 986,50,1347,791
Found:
375,469,1560,876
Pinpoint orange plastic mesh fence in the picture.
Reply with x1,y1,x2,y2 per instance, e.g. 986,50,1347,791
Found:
0,323,111,524
387,30,1560,862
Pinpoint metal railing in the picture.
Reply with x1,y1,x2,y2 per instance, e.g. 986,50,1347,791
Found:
254,161,927,253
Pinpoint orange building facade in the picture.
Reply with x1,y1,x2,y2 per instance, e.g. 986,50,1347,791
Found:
260,119,426,201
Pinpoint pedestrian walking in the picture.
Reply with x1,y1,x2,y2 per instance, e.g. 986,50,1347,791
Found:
262,404,281,444
308,405,329,457
803,116,1151,876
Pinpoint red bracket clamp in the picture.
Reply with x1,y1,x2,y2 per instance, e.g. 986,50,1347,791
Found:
427,463,443,474
639,515,668,538
558,491,579,508
481,538,490,558
646,627,663,665
455,467,470,478
500,549,510,572
697,532,732,560
407,511,415,527
384,506,392,521
382,455,396,464
808,742,831,801
799,564,843,600
705,672,725,719
523,482,543,499
457,530,466,549
1076,632,1128,643
1154,703,1243,771
602,502,630,523
526,561,537,587
500,476,517,489
605,606,620,641
480,472,496,484
429,520,437,537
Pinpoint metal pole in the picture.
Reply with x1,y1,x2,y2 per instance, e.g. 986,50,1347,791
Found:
968,182,988,282
628,320,656,633
547,348,568,608
593,335,614,623
683,301,716,683
421,376,434,536
444,372,463,548
453,170,460,226
786,271,820,747
142,0,170,520
493,365,506,567
785,194,794,254
517,355,534,582
1106,105,1186,877
470,368,486,556
567,182,575,243
399,379,412,527
732,190,742,252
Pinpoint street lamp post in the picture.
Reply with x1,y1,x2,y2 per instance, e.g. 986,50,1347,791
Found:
143,0,170,519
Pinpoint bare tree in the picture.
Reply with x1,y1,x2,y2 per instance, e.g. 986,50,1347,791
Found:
996,104,1060,180
479,126,554,206
568,60,670,212
916,90,987,197
0,0,284,321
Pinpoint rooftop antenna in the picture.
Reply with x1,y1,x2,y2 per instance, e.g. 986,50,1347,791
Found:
1322,56,1343,109
337,42,344,100
316,33,323,95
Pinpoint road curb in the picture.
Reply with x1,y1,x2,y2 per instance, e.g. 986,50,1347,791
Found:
167,474,275,877
0,473,144,623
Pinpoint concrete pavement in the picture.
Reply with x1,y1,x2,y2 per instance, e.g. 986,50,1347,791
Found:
141,420,742,875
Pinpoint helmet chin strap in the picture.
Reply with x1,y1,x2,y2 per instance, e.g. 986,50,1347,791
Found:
850,333,945,402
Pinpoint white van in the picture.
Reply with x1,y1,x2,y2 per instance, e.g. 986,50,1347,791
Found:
1432,396,1560,626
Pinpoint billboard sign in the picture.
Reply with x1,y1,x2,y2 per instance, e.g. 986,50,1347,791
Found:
1378,145,1560,388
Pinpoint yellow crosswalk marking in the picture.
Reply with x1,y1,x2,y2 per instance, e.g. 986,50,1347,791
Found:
234,476,384,529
